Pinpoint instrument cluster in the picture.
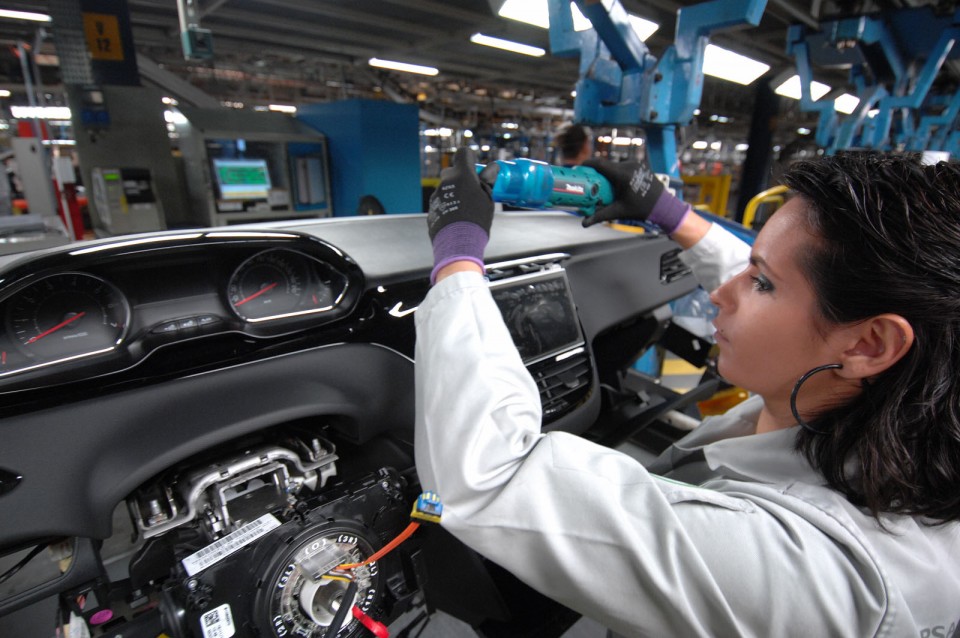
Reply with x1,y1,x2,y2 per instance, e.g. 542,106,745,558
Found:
0,231,362,389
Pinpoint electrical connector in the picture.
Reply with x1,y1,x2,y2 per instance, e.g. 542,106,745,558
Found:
410,491,443,524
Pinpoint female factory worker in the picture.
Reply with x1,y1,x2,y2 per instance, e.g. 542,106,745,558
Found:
415,148,960,636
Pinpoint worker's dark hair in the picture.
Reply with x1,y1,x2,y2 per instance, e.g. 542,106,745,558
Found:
783,152,960,524
556,123,590,162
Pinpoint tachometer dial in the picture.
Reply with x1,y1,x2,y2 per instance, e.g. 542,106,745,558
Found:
5,272,130,365
227,249,348,323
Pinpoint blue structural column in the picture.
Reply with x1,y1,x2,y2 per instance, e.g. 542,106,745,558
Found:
297,100,422,216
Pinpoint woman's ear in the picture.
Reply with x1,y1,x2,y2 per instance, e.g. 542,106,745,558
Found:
837,314,914,379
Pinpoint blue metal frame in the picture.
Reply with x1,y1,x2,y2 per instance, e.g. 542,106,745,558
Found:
788,7,960,155
548,0,766,178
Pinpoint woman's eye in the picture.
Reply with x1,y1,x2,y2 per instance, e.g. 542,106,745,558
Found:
750,275,774,293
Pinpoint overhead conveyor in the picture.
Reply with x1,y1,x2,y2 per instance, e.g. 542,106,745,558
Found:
788,6,960,155
547,0,768,178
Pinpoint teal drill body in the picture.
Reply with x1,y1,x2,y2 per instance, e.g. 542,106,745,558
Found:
478,159,613,217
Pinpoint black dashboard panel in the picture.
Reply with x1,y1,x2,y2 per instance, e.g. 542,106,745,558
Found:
0,212,697,636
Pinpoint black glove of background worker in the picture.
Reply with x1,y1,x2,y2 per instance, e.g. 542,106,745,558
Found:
427,147,500,283
581,157,690,234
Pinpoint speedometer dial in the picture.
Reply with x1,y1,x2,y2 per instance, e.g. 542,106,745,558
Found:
5,272,130,366
227,249,348,323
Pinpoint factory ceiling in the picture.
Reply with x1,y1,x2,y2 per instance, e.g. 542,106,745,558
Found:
0,0,956,150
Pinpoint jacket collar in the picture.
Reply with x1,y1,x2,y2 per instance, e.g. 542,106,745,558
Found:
649,395,827,486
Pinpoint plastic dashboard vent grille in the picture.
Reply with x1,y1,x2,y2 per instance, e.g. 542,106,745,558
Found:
659,248,692,284
531,350,592,420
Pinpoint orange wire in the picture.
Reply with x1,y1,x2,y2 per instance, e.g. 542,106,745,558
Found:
336,521,420,570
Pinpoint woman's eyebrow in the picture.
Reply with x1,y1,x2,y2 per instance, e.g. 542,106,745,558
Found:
749,254,780,280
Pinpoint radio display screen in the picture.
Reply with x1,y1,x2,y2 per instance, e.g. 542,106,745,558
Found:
489,269,584,364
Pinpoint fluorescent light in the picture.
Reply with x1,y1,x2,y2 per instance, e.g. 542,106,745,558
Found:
702,44,769,85
613,136,631,145
797,127,811,135
834,93,860,115
498,0,656,38
470,33,545,57
775,75,831,101
0,9,51,22
709,141,722,150
631,138,644,145
163,109,187,124
628,15,659,41
268,104,297,113
735,143,749,151
692,140,708,150
11,105,71,119
498,0,590,31
0,90,10,98
369,57,438,76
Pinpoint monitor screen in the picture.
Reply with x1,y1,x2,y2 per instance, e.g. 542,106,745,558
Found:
213,158,272,201
489,269,584,364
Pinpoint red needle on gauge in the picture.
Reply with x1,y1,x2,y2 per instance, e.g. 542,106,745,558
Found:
26,311,86,344
235,282,278,306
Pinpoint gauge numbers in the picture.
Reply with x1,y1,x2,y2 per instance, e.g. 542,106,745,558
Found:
3,272,129,372
227,249,347,322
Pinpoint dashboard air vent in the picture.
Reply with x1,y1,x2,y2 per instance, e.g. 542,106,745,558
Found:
530,350,592,421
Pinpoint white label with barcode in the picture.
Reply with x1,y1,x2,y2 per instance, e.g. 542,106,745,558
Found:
181,514,281,576
200,603,236,638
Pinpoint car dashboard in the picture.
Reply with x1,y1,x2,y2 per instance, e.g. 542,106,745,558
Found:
0,212,698,637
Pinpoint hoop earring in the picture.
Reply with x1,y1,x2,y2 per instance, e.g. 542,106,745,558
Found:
790,363,843,434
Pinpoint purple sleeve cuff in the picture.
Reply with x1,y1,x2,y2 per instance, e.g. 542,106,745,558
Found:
431,221,489,284
647,189,691,235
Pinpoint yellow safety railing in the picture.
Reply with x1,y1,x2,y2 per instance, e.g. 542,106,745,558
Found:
741,184,788,229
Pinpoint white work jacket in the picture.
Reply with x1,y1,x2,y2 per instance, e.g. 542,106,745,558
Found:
414,223,960,637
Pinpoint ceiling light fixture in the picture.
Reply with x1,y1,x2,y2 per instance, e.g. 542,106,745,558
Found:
774,75,831,101
369,58,439,76
702,45,769,85
0,90,10,98
692,140,708,150
268,104,297,113
834,93,860,115
11,106,71,119
470,33,545,57
0,9,52,22
498,0,589,30
627,15,658,41
498,0,657,40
